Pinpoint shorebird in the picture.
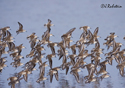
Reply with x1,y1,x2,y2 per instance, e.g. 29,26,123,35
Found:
50,67,60,71
79,31,87,40
23,57,38,71
10,52,19,58
16,70,26,78
104,33,118,50
105,56,115,65
0,42,8,55
70,44,76,54
12,55,24,60
61,35,71,48
23,69,32,82
46,33,54,42
123,36,125,40
35,46,45,57
39,37,50,45
46,54,56,68
97,65,108,75
47,68,59,83
16,22,27,35
57,42,66,55
0,26,10,39
41,29,52,41
61,27,76,43
0,62,7,72
7,42,17,53
100,74,110,81
93,27,100,39
26,49,35,58
70,68,81,83
16,43,25,49
47,42,57,55
99,60,108,67
79,26,91,35
65,28,76,37
36,73,47,83
57,49,68,60
7,76,22,88
85,30,97,46
10,59,23,68
30,37,39,49
65,38,73,48
7,76,18,82
67,54,77,65
113,54,121,64
15,44,25,55
77,35,87,45
76,43,85,53
83,63,96,76
71,58,84,69
61,62,71,75
109,32,118,39
39,61,48,75
116,61,125,76
27,32,37,41
3,30,14,42
91,38,104,54
0,56,7,63
61,28,75,47
85,74,97,83
77,50,91,60
116,49,125,59
44,19,54,32
35,44,45,51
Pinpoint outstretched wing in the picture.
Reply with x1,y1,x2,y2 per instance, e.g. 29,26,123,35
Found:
18,22,23,30
93,27,99,36
66,27,76,35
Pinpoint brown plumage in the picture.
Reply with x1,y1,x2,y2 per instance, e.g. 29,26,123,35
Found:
16,22,27,35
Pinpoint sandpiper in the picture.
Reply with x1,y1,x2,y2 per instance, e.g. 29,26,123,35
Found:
36,73,47,83
7,76,21,88
44,19,54,32
47,42,57,55
16,22,27,35
0,26,10,39
100,73,110,81
0,62,7,72
39,61,48,75
67,54,77,65
70,44,77,54
79,26,91,35
70,68,81,83
47,68,59,83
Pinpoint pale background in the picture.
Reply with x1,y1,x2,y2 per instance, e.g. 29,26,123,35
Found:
0,0,125,88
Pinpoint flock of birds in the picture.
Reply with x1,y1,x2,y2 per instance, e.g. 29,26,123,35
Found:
0,19,125,88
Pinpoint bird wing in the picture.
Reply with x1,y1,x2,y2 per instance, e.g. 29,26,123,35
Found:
66,65,69,75
18,22,23,30
73,71,80,83
50,71,53,83
93,27,99,37
66,27,76,35
54,70,58,81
